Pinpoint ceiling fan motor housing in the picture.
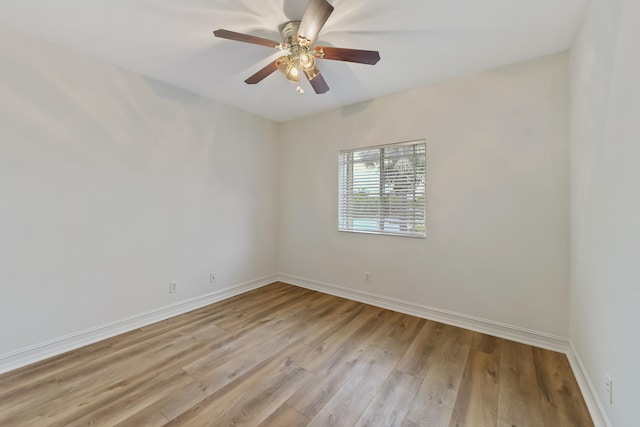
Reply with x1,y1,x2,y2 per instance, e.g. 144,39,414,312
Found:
280,21,301,45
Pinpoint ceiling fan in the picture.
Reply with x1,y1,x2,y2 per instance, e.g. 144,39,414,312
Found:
213,0,380,94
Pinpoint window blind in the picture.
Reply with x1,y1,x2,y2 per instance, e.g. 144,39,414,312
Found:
338,140,426,238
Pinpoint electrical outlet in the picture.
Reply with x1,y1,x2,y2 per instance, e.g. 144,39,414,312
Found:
169,282,178,294
210,273,217,284
365,272,371,283
605,374,613,404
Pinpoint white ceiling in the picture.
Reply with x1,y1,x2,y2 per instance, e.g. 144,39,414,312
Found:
0,0,587,122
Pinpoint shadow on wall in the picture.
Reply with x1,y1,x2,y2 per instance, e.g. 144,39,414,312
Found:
341,100,373,118
144,77,208,105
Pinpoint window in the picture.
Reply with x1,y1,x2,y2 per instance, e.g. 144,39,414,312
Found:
339,140,426,238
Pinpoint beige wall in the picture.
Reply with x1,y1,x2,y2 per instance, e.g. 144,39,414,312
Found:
0,26,279,359
278,53,570,338
570,0,640,425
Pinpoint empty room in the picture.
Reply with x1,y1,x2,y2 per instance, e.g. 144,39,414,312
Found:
0,0,637,426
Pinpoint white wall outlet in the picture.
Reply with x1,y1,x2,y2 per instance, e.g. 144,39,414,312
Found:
209,273,217,284
169,282,178,294
365,272,371,283
605,374,613,404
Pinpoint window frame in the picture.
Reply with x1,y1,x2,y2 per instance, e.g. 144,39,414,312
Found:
338,139,426,238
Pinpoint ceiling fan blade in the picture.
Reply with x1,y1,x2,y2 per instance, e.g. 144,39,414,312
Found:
297,0,334,46
304,68,330,94
313,46,380,65
245,60,279,84
214,29,283,49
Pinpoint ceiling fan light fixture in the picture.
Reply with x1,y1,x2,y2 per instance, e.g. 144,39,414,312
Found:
287,66,300,83
275,56,290,74
299,52,315,70
276,56,300,83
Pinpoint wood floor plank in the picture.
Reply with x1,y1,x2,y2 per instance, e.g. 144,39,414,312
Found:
0,283,594,427
106,309,216,350
0,320,226,424
6,312,218,405
181,309,305,376
448,349,501,427
109,282,294,351
294,304,384,373
258,404,309,427
470,332,503,354
103,283,290,351
300,298,365,348
156,326,312,420
286,309,401,418
533,348,594,427
57,326,210,392
211,286,316,330
497,340,544,427
113,406,169,427
0,376,62,418
388,315,428,345
0,339,116,397
63,370,191,427
396,320,446,379
404,325,473,427
164,340,313,426
354,369,422,427
287,342,370,419
11,368,188,427
153,381,208,421
308,339,405,427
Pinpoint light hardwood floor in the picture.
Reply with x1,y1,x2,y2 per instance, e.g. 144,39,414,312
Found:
0,282,593,426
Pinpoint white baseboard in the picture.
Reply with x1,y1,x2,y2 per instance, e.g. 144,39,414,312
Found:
567,341,612,427
277,273,569,353
0,274,277,375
